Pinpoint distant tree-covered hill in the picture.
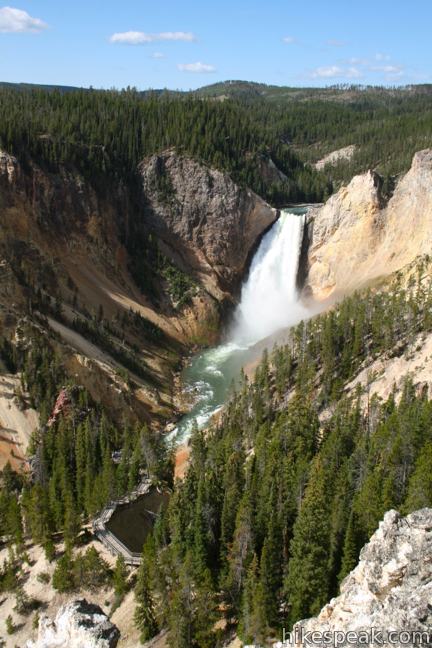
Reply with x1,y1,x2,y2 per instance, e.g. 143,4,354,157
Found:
2,82,432,206
0,86,328,206
191,81,432,184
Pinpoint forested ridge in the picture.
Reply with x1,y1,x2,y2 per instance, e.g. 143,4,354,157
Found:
203,83,432,185
130,257,432,646
1,84,432,208
0,87,328,205
0,319,174,542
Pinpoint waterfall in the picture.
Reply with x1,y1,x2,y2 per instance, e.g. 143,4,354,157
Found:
231,208,307,345
172,208,308,442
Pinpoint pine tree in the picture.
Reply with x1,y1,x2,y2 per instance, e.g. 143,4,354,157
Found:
338,509,362,583
167,566,193,648
239,554,267,646
192,567,218,648
113,555,128,598
52,550,74,592
6,495,23,546
74,424,87,508
285,458,331,625
128,443,142,492
63,493,79,549
43,536,56,562
6,614,15,635
101,445,115,502
134,558,158,643
403,441,432,511
192,479,209,579
260,511,283,628
224,492,254,612
73,546,110,590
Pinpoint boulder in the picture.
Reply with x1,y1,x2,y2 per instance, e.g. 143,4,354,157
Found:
287,509,432,647
26,599,120,648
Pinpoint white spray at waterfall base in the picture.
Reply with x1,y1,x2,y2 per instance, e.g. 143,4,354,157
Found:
172,208,308,441
231,209,307,345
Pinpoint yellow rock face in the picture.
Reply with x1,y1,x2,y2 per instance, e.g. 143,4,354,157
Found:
305,150,432,301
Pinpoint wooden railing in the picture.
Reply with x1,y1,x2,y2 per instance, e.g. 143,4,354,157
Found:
92,480,152,565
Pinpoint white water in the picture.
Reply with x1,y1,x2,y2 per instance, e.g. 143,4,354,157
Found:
231,209,307,345
172,208,309,442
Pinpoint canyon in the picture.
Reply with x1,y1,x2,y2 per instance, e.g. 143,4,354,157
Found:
0,146,276,456
2,138,432,648
305,149,432,301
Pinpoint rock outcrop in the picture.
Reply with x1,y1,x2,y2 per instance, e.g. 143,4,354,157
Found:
305,149,432,300
315,145,356,171
289,509,432,647
26,599,120,648
139,150,278,300
0,150,18,184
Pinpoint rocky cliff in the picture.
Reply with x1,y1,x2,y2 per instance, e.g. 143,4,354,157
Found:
26,599,120,648
305,149,432,300
139,150,278,300
288,509,432,647
0,147,276,423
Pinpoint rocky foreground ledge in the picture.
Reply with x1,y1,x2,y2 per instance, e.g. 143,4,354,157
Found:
282,508,432,648
27,510,432,648
26,599,120,648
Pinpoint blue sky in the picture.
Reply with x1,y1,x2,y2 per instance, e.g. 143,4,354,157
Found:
0,1,430,90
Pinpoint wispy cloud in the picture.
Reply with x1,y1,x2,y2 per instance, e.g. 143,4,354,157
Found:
326,39,347,47
311,52,405,83
371,64,403,74
177,62,216,73
110,31,196,45
283,36,296,44
311,65,362,79
0,6,47,33
370,64,404,80
150,52,165,59
375,53,391,62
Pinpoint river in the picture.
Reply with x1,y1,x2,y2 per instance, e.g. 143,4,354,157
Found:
171,207,309,443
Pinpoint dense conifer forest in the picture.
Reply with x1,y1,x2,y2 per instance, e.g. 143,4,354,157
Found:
4,257,430,645
0,87,328,205
1,84,432,206
132,258,432,646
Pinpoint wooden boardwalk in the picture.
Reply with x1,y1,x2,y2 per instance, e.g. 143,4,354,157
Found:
92,480,152,565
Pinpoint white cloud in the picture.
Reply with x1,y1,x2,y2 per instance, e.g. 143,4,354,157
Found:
311,65,362,79
346,66,362,78
312,65,341,78
311,65,342,78
283,36,296,44
151,52,165,59
375,52,391,61
370,64,404,80
177,61,216,73
0,6,47,33
311,54,404,83
371,64,403,74
110,31,196,45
